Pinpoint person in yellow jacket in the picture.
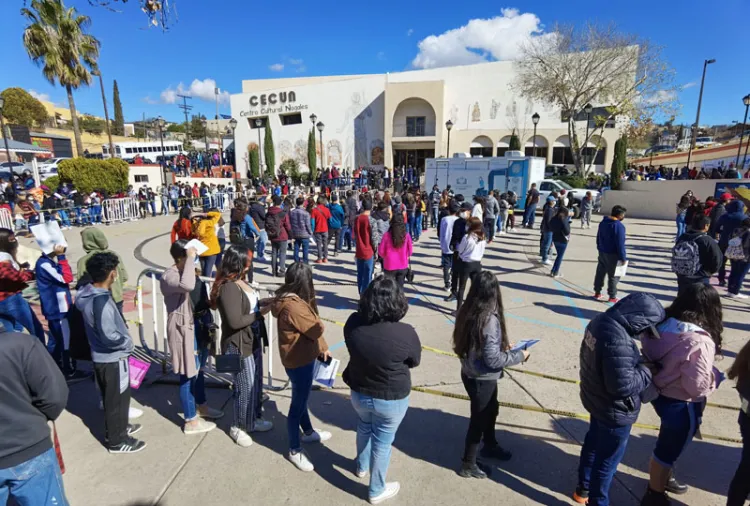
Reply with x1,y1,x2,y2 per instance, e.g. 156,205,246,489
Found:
193,208,224,277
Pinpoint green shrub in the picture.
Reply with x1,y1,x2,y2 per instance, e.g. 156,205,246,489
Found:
558,175,588,189
509,131,521,151
58,158,129,194
42,175,60,190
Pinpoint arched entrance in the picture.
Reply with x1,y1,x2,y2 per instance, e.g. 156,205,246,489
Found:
470,136,493,158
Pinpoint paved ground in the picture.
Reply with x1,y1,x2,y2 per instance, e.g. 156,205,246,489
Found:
22,212,749,506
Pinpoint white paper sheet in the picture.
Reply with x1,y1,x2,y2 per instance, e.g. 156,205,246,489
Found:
30,221,67,255
614,261,629,278
511,339,540,351
184,239,209,256
313,358,341,389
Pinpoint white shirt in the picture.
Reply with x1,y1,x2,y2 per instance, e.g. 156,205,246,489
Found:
439,215,458,254
471,203,483,220
458,233,486,262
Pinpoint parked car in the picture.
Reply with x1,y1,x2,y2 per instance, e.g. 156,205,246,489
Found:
536,179,601,218
0,161,29,175
544,164,570,177
695,136,719,149
644,145,675,156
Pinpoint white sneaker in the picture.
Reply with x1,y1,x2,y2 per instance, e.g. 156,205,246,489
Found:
288,450,315,472
355,468,369,479
184,418,216,435
129,407,144,419
542,259,553,266
250,418,274,433
370,482,400,504
229,426,253,447
728,292,749,300
499,231,507,235
301,429,332,444
553,273,564,279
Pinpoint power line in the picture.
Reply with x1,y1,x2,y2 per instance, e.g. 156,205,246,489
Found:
177,94,192,140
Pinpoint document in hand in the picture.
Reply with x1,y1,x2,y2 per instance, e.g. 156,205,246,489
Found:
184,239,209,256
313,358,341,389
511,339,540,351
614,261,629,278
30,221,67,255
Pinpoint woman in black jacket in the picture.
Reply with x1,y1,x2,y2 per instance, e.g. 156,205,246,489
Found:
343,276,421,504
548,207,571,278
727,339,750,505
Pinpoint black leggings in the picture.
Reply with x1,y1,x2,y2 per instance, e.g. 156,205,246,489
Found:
728,411,750,506
462,374,499,464
457,261,482,311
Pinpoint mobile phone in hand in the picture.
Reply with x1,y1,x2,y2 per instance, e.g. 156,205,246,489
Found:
317,355,333,365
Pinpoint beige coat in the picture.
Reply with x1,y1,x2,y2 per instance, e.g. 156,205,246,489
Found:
160,264,197,377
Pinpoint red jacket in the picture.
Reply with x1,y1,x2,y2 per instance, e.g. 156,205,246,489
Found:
171,218,193,243
311,206,331,233
354,214,374,260
0,262,34,302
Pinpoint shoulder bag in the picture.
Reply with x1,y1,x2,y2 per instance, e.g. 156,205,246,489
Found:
214,283,244,373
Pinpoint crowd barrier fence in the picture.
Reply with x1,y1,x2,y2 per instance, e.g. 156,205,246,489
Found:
0,208,13,230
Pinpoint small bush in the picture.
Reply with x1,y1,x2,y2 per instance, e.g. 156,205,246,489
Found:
58,158,129,194
558,175,588,189
42,175,60,190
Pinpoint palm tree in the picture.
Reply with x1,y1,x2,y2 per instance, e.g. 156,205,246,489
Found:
22,0,100,157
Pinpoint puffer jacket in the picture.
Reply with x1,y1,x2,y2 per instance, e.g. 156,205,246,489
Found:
716,200,747,249
460,313,525,381
642,318,718,402
369,210,390,250
289,207,312,239
579,292,664,426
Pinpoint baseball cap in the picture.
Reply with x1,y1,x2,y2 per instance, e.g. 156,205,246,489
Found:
721,192,733,201
547,195,556,202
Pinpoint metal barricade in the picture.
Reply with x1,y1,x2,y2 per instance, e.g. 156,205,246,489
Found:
134,268,287,391
0,208,14,231
102,197,140,224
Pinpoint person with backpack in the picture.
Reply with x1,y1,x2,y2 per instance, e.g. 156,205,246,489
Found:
327,195,345,256
483,190,499,243
249,198,268,261
725,217,750,299
290,197,313,264
671,214,722,293
716,200,747,289
573,293,663,506
310,197,332,264
445,203,472,303
429,185,441,229
266,195,292,277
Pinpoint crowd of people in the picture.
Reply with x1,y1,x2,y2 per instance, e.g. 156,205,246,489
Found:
627,162,750,181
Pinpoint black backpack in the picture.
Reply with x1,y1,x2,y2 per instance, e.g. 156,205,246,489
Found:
265,211,285,241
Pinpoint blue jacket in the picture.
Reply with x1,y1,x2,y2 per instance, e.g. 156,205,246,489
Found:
241,214,260,239
716,200,747,249
34,254,73,321
596,216,627,261
579,293,663,426
328,203,345,229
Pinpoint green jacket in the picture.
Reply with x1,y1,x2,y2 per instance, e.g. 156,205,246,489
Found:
76,228,129,304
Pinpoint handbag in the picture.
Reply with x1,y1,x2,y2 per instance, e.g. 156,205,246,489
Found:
725,235,746,261
405,259,415,284
214,283,245,374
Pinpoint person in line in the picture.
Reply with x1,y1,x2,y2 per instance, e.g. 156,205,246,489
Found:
267,263,332,472
521,183,540,228
581,191,594,229
675,196,689,241
445,202,472,303
76,228,129,316
453,271,530,478
483,190,499,243
249,198,268,261
266,195,292,278
378,213,413,287
171,207,194,243
310,197,332,264
290,197,313,264
540,196,557,266
727,339,750,506
0,328,69,504
639,284,723,505
161,240,224,436
193,207,223,277
0,229,45,339
76,252,146,454
343,276,421,504
429,185,441,229
671,214,722,292
343,190,358,253
455,217,486,311
354,198,375,294
439,201,460,292
413,192,424,241
708,192,731,238
716,199,747,287
471,195,484,220
212,245,273,447
726,217,750,299
328,194,345,256
369,200,391,272
593,205,628,303
548,206,571,279
573,293,663,506
505,191,518,232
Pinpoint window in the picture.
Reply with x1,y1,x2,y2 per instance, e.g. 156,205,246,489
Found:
281,113,302,126
134,175,149,183
524,147,548,158
469,147,493,158
496,147,509,157
103,146,109,154
124,147,132,154
115,147,121,154
137,147,143,153
406,117,426,137
249,117,268,129
539,182,554,192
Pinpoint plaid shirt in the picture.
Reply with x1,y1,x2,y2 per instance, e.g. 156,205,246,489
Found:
0,262,34,302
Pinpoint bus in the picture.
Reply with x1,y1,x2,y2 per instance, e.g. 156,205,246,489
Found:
103,141,185,160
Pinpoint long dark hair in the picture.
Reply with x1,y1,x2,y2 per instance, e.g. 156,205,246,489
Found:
0,228,18,257
359,275,408,324
178,206,191,223
453,271,508,358
209,244,251,308
390,212,407,248
664,283,723,353
728,340,750,384
466,216,485,242
276,262,318,315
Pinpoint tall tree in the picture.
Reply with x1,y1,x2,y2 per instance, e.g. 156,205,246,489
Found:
112,79,124,135
264,122,275,177
22,0,100,157
248,144,260,179
509,129,521,151
610,135,627,189
513,22,676,175
0,88,48,128
307,128,317,181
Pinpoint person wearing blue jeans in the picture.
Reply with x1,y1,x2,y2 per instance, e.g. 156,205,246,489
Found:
548,208,571,277
540,231,553,264
294,238,310,264
577,417,632,506
0,292,46,342
356,257,374,294
341,225,353,251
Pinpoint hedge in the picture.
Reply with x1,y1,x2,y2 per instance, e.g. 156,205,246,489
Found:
58,158,129,194
42,175,60,190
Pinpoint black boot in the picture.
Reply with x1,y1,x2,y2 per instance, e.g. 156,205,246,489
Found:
458,460,490,479
665,474,688,495
480,444,513,461
640,488,671,506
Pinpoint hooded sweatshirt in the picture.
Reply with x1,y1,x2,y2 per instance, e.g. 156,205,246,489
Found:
642,318,718,402
674,230,723,282
716,200,747,249
270,294,327,369
76,228,129,304
75,284,133,363
596,216,627,261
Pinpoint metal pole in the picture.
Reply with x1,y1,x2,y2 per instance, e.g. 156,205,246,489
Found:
736,103,749,169
585,113,591,171
743,133,750,172
446,129,451,185
319,129,324,172
533,123,538,157
0,114,11,164
159,125,166,189
97,72,115,158
232,130,237,174
687,60,712,169
257,126,263,176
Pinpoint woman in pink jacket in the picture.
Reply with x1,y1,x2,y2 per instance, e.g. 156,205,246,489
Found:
640,283,724,505
378,213,412,287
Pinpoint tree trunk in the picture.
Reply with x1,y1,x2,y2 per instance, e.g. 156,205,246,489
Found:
568,118,585,176
66,85,84,157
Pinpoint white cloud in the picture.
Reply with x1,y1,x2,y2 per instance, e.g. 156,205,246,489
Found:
295,65,307,73
159,78,230,105
288,58,303,65
29,89,50,102
643,89,677,105
142,96,159,105
269,63,285,72
411,9,553,69
406,28,414,36
682,81,697,90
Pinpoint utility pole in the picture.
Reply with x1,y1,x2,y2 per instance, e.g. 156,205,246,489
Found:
94,70,115,158
177,94,193,144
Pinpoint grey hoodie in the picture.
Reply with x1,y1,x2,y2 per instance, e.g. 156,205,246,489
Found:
75,284,133,363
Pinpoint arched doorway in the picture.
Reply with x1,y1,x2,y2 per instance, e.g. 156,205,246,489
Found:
392,97,437,173
525,135,549,159
496,136,513,157
470,136,493,158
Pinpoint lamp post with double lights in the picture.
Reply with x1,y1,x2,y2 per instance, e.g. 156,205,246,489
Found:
229,117,238,177
445,120,453,186
583,103,593,171
687,58,716,169
0,97,11,164
255,118,264,176
735,94,750,169
316,121,325,173
531,112,540,157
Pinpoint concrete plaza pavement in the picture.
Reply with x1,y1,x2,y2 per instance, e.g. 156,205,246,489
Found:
23,212,748,506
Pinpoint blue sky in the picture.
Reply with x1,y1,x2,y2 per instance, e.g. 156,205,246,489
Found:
0,0,748,126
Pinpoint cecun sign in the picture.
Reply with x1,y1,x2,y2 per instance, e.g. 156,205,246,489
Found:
249,91,296,107
240,90,308,116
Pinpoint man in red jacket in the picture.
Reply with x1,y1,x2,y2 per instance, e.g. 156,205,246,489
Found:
310,197,332,264
354,198,374,294
266,195,292,277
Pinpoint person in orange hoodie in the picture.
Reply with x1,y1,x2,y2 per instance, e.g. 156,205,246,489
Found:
310,197,332,264
171,207,193,243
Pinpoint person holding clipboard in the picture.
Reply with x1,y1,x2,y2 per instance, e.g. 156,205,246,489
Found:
452,271,531,479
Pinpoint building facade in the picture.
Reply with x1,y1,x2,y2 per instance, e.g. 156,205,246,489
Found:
230,60,621,177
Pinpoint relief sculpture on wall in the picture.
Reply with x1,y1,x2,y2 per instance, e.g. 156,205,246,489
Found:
278,140,293,162
471,102,481,122
370,139,384,165
490,99,500,120
327,139,343,166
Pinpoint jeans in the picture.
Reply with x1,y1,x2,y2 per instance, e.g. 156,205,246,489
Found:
356,257,374,294
179,332,209,421
652,396,703,467
483,217,495,242
0,292,45,341
728,260,750,295
414,215,422,240
257,230,268,258
200,254,218,278
329,228,341,253
161,197,169,215
728,411,750,506
594,253,620,299
581,209,592,227
676,216,686,241
272,241,287,275
314,231,329,260
496,211,507,232
58,209,70,227
149,201,156,217
431,207,439,228
523,203,538,227
0,448,69,506
407,215,416,239
441,253,453,289
340,225,352,251
350,391,410,498
461,374,500,464
286,361,315,452
551,241,568,275
540,232,553,262
172,198,179,212
294,238,310,263
718,244,728,285
577,416,632,506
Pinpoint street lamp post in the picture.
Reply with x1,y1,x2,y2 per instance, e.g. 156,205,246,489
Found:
0,97,12,164
156,116,167,190
316,121,325,172
229,117,238,177
445,120,453,186
687,58,716,169
255,118,264,177
584,103,593,171
200,117,209,172
531,112,540,157
93,70,116,159
735,94,750,169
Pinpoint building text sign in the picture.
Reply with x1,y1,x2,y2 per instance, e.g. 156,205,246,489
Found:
240,90,308,117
